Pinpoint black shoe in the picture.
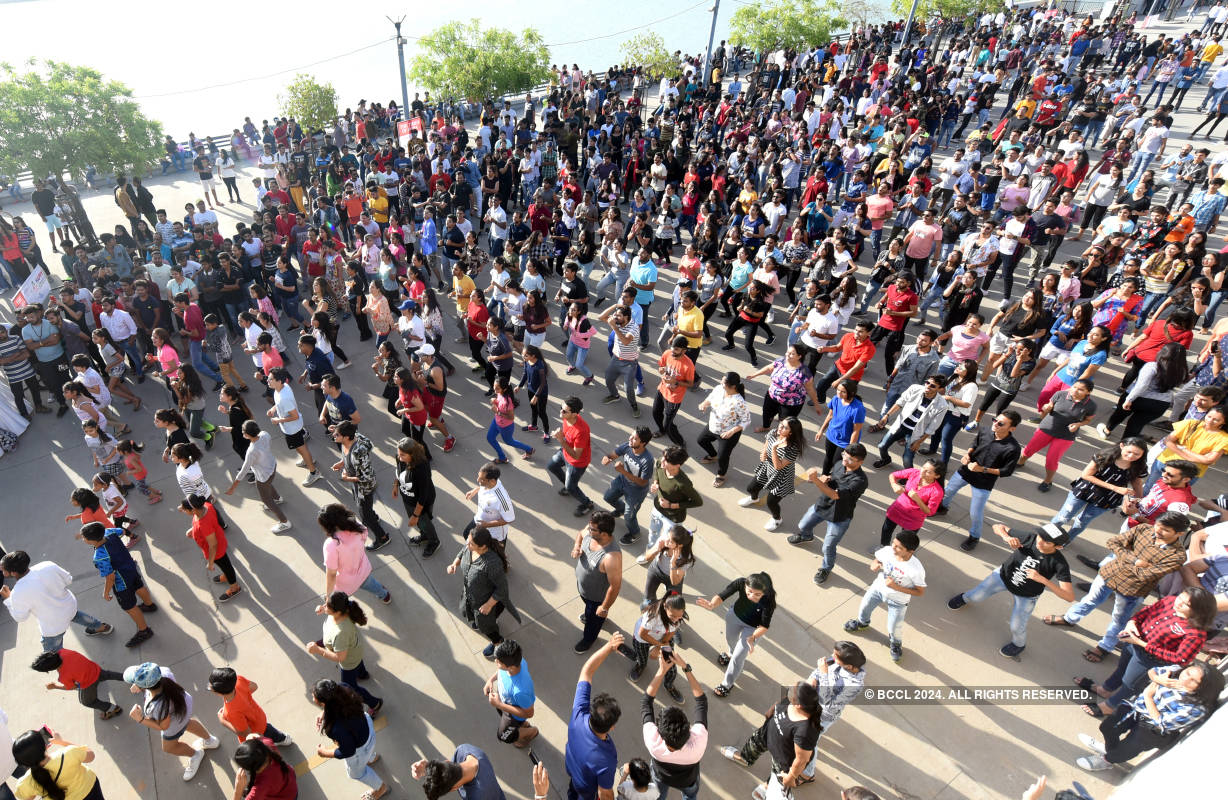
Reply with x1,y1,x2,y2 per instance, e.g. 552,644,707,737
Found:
407,535,425,546
125,627,154,647
717,652,731,667
628,664,644,681
959,536,979,552
56,405,69,417
619,531,639,546
720,344,735,351
421,541,440,558
212,381,225,391
872,457,891,469
366,536,392,552
138,603,158,613
665,684,685,703
933,505,948,516
787,534,815,545
947,593,967,610
618,643,637,660
574,502,595,517
1077,554,1101,570
574,639,595,654
137,375,146,384
813,568,831,585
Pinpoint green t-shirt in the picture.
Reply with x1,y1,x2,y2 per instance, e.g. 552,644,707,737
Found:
324,615,363,670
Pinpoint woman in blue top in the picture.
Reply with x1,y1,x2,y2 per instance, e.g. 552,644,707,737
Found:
816,380,866,474
1029,302,1094,388
1036,325,1112,411
719,247,756,317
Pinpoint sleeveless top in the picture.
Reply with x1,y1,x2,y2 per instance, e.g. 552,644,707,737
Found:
575,533,620,603
426,364,448,398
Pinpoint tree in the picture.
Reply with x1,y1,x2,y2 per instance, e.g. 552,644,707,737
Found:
843,0,890,29
0,60,162,182
409,19,552,104
889,0,1006,23
727,0,849,55
279,73,339,134
620,32,677,81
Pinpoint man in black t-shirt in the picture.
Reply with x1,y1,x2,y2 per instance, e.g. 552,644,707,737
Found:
790,444,869,585
948,522,1074,658
192,146,223,209
30,179,69,253
935,410,1022,552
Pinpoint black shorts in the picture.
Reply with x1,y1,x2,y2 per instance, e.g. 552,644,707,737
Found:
496,710,528,743
284,429,306,449
511,324,526,343
114,572,145,610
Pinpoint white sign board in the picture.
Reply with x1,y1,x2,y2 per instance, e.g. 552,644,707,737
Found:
11,266,50,309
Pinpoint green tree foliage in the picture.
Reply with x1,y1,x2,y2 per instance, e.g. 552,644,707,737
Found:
727,0,849,54
620,32,677,81
889,0,1006,22
409,20,552,103
0,60,162,182
279,73,339,133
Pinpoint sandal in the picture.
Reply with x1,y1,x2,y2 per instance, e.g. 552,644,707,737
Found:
101,704,122,720
1083,647,1109,663
713,475,726,487
1073,677,1095,692
1081,702,1106,719
700,455,718,464
1043,615,1074,627
713,684,731,697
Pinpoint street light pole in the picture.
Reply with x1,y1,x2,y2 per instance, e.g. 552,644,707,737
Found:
702,0,722,87
901,0,921,47
388,16,410,119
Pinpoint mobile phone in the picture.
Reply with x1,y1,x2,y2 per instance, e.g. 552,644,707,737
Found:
1213,340,1220,354
529,750,542,766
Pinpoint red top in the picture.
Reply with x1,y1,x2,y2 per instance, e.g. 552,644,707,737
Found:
466,301,490,341
243,737,298,800
55,647,101,689
561,416,592,468
1132,595,1208,666
877,285,918,332
834,333,877,381
1125,319,1195,363
190,503,229,560
399,386,428,425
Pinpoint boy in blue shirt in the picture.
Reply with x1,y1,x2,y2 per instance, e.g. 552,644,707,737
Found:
80,522,156,647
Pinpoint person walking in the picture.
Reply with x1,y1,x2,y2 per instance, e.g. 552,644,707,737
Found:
635,446,702,562
123,662,220,781
695,572,776,697
177,494,243,602
394,438,441,558
230,737,298,800
549,396,596,516
11,727,107,800
448,528,521,660
224,421,292,534
306,591,384,715
933,410,1023,552
843,530,926,663
207,665,293,746
332,421,393,551
486,377,536,463
462,463,517,562
484,640,539,749
572,511,624,654
1,551,113,650
78,523,155,648
948,523,1075,658
316,503,393,606
1018,380,1098,492
310,679,389,800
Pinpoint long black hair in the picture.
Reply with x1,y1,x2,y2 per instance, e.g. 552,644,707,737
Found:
148,674,190,720
233,736,291,781
1090,437,1150,480
470,527,508,573
1152,342,1190,393
12,731,65,800
326,591,368,626
644,593,688,632
313,678,365,735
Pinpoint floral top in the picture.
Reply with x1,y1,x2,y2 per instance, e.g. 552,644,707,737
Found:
367,291,394,335
767,359,812,405
704,386,752,436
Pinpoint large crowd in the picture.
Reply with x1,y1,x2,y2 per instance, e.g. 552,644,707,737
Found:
4,3,1228,800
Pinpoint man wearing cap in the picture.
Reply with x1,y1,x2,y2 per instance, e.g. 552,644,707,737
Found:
414,344,455,452
398,300,426,360
948,523,1074,658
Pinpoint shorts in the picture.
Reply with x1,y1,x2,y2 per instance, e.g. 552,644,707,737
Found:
988,330,1012,355
525,331,546,348
511,324,526,343
424,392,445,419
113,572,145,610
43,214,63,232
200,176,217,191
107,361,127,378
284,429,306,449
496,711,528,743
1038,341,1067,362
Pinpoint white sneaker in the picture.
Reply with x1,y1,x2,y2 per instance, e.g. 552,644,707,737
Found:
336,361,351,370
764,518,781,531
1076,754,1112,772
1095,423,1111,439
274,496,285,505
271,521,293,534
1078,733,1106,755
183,748,205,781
301,471,322,487
294,459,307,468
736,495,760,507
275,732,294,747
199,735,220,750
751,785,768,800
635,553,651,566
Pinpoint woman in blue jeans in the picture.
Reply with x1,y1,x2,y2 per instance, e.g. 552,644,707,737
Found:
695,572,775,697
1049,438,1148,539
486,377,534,463
926,359,979,465
311,679,388,799
307,591,384,714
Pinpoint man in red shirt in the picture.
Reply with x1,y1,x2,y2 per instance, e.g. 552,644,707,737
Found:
32,648,124,718
812,320,877,402
870,274,920,373
548,396,595,517
173,293,224,386
653,336,696,447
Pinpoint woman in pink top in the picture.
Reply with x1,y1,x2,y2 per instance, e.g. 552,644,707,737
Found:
935,313,989,376
880,460,945,546
998,175,1031,216
316,503,391,605
144,327,182,405
486,377,535,463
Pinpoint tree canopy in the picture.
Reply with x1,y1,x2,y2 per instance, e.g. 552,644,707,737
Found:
0,60,162,182
727,0,849,55
409,20,552,104
279,73,339,133
620,32,677,81
890,0,1006,22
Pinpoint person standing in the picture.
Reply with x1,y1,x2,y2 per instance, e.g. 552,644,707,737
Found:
448,528,520,660
394,438,441,558
310,679,388,800
332,421,392,551
316,503,392,606
791,444,870,584
178,494,243,603
800,642,867,782
933,410,1023,552
20,304,71,416
602,305,642,417
695,573,776,697
565,632,624,800
948,523,1075,658
549,396,596,517
695,372,751,488
1,551,112,650
652,337,695,446
266,367,323,487
641,649,708,800
636,446,702,563
600,427,654,544
573,511,624,654
207,666,293,746
843,530,926,663
718,681,821,800
78,523,156,647
484,640,539,750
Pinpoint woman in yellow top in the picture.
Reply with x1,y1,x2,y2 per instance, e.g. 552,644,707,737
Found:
1148,406,1228,491
13,728,105,800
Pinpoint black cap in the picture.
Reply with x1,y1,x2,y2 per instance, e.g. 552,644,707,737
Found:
1036,523,1070,547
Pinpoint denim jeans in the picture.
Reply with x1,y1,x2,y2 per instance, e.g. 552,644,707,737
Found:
645,508,669,551
566,342,593,379
1136,291,1167,330
593,270,628,306
116,337,146,377
548,450,591,506
939,471,991,540
808,510,852,572
1103,643,1167,707
603,482,646,537
1085,118,1106,149
962,570,1039,647
722,607,756,687
877,427,919,468
653,771,699,800
856,585,909,644
1126,151,1157,186
188,338,223,383
40,609,107,652
604,358,638,407
917,281,946,317
1050,492,1112,540
343,714,382,789
487,420,534,461
358,573,389,603
1062,566,1143,652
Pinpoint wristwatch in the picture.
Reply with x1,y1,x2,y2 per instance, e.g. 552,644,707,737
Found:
682,664,692,673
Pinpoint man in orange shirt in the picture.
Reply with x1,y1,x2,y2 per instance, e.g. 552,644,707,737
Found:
1165,203,1196,243
653,336,696,447
208,666,293,745
812,321,877,403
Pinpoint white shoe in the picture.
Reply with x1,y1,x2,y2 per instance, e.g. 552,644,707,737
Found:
336,361,352,370
294,459,307,468
271,521,293,534
199,735,220,750
1078,733,1106,755
275,732,293,747
274,496,285,505
737,495,760,507
301,471,322,487
183,749,205,781
1076,754,1112,772
764,518,781,531
1095,423,1110,439
751,785,768,800
635,553,651,566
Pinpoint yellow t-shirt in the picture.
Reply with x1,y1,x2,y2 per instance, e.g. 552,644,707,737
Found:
452,274,475,315
675,305,705,348
737,189,759,209
1202,42,1223,63
1159,418,1228,477
16,746,97,800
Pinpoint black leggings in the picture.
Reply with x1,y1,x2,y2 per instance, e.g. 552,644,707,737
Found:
652,393,685,446
469,337,489,370
1105,394,1169,439
214,552,238,585
321,322,349,364
870,324,906,373
725,315,764,362
746,475,783,520
821,438,844,475
528,394,551,433
1081,202,1110,232
761,395,803,429
880,518,920,547
977,385,1019,415
697,428,741,477
1191,110,1228,139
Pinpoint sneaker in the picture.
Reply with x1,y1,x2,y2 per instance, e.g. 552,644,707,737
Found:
271,521,293,534
635,552,651,565
630,405,641,418
574,502,595,517
366,536,392,552
138,603,158,613
948,594,967,610
787,534,815,545
963,421,978,432
999,642,1026,658
274,496,285,504
843,619,870,633
602,394,621,404
629,663,644,681
125,628,154,647
1095,423,1111,438
85,623,114,636
763,517,781,531
933,505,948,516
295,459,307,468
871,457,891,469
443,437,456,452
889,640,903,662
582,376,595,386
1076,755,1112,772
218,587,242,602
1078,733,1106,756
422,541,440,558
199,736,221,750
721,746,749,767
183,748,205,781
482,643,496,660
301,470,322,487
959,536,979,552
275,732,294,747
736,495,762,507
101,704,122,720
1038,481,1052,493
813,568,831,585
574,639,595,654
380,592,392,605
636,383,645,397
336,361,351,370
752,785,768,800
665,684,685,703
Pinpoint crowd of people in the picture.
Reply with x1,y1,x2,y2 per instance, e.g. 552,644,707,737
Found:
5,3,1228,799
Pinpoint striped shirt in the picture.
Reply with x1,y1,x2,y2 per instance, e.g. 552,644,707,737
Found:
0,332,35,381
613,322,640,361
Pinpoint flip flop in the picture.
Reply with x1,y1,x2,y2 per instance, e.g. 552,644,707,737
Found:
1043,615,1074,627
1083,647,1109,663
1081,702,1105,719
1073,677,1095,692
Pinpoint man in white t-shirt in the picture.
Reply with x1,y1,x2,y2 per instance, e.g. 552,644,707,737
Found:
1,552,111,650
843,530,926,663
1126,117,1169,185
799,295,839,371
266,368,321,486
485,194,509,257
463,463,516,546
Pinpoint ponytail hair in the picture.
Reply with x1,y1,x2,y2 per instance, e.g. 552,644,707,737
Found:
12,731,64,800
723,370,745,396
326,591,368,626
470,527,509,573
171,442,203,464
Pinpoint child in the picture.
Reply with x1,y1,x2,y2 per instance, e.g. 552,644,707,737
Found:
94,472,140,535
69,353,127,425
203,313,250,392
31,648,124,719
616,758,658,800
117,440,163,504
843,530,926,662
65,487,115,535
207,666,293,745
250,284,279,325
79,522,156,647
178,494,242,602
